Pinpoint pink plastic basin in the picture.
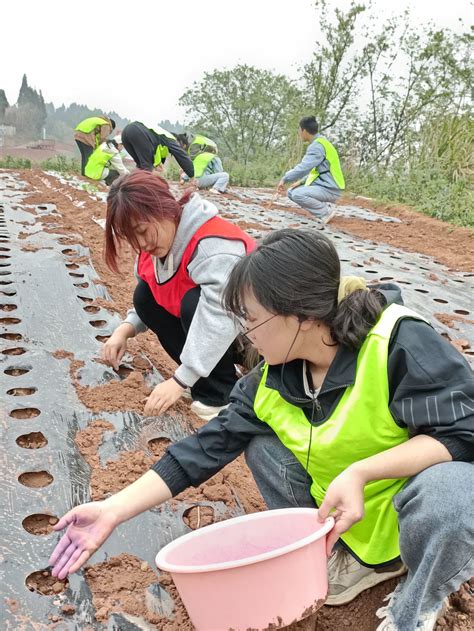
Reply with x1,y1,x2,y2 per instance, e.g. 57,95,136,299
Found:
155,508,334,630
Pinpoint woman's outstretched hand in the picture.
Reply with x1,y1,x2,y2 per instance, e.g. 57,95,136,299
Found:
144,378,184,416
317,467,366,557
49,503,120,579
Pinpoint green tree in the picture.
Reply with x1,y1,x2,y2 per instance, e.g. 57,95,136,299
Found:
179,64,301,164
0,90,9,122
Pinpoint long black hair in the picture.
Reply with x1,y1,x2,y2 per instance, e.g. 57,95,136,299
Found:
224,229,385,350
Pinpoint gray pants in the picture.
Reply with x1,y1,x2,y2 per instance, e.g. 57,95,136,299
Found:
245,435,474,631
198,172,229,192
287,184,340,218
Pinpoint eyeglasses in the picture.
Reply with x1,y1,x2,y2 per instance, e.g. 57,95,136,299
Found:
236,314,278,341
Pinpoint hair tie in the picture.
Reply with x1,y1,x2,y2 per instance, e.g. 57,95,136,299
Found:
337,276,368,304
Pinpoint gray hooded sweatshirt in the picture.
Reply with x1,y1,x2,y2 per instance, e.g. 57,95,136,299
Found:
124,193,246,387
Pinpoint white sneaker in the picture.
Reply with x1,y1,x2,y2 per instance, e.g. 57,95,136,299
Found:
326,548,407,606
190,400,229,421
376,587,448,631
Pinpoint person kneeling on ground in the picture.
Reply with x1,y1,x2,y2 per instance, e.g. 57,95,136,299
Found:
176,132,229,193
101,170,255,420
278,116,345,224
83,137,129,186
49,229,473,631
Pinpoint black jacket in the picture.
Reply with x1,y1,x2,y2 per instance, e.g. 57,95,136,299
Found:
122,121,194,176
153,284,474,495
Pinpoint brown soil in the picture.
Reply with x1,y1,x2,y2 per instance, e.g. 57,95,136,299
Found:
20,244,53,252
148,436,172,457
4,367,31,376
18,470,53,488
7,386,37,396
75,418,155,500
26,570,69,595
332,195,474,272
8,170,472,630
0,332,23,340
0,316,21,324
51,349,75,360
9,407,41,419
22,514,59,535
16,431,48,449
2,346,26,355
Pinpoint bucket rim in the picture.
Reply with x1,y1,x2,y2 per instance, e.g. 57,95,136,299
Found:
155,508,334,574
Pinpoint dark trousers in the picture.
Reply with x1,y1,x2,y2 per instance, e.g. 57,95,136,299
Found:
134,280,239,406
75,140,93,175
104,170,120,186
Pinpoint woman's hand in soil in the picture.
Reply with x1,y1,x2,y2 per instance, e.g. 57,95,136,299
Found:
144,377,185,416
101,323,134,371
49,502,120,579
317,467,366,556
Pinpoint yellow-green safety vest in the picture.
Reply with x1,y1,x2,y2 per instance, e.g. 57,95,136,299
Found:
151,125,177,168
75,116,111,133
84,144,115,180
254,304,429,567
191,134,218,153
305,137,345,189
192,152,216,177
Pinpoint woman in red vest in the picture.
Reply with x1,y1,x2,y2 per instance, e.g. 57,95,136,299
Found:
101,170,255,420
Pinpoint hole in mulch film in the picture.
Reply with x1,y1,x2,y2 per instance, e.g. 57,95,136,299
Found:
25,570,69,595
0,303,17,311
454,309,470,316
18,470,53,488
74,282,89,288
89,320,107,328
95,335,110,342
2,346,26,355
0,333,22,341
65,263,79,270
9,407,40,419
4,366,31,376
83,305,100,313
434,298,449,304
22,513,59,535
61,248,76,255
7,387,37,396
16,431,48,449
182,505,215,530
78,295,93,303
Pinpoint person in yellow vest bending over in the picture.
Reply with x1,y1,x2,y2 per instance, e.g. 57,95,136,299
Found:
121,121,194,179
278,116,345,225
84,136,129,186
176,132,229,193
74,115,116,175
49,229,473,631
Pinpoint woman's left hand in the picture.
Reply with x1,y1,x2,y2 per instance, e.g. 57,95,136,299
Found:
144,378,184,416
317,466,366,556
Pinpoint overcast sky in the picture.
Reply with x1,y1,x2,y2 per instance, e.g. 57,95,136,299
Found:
2,0,472,126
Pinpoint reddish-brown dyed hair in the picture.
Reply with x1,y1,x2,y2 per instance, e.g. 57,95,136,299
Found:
105,171,192,271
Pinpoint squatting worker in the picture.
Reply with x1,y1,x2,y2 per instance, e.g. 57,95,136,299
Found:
175,132,230,193
74,115,115,176
100,170,255,421
49,229,473,631
278,116,345,224
121,121,194,179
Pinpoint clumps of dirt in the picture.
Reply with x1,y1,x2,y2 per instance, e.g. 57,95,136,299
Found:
436,580,474,631
156,572,194,630
16,431,48,449
91,450,155,500
17,231,29,240
76,371,151,413
148,437,172,458
20,244,53,252
75,418,154,499
26,570,69,595
434,312,474,328
18,470,53,488
22,513,58,535
51,349,75,360
174,470,236,509
182,505,215,529
450,339,471,353
75,418,115,466
84,554,165,626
